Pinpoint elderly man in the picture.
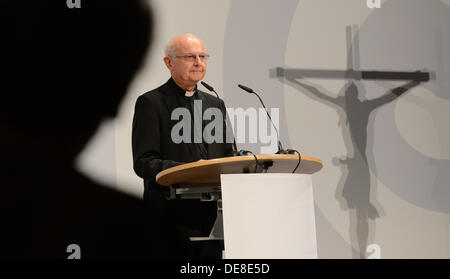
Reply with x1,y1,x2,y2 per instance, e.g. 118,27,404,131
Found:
132,34,234,258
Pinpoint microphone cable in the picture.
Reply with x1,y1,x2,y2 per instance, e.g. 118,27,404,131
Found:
233,149,258,173
287,149,302,173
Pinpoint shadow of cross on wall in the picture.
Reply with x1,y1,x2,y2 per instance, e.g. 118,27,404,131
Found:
272,25,429,259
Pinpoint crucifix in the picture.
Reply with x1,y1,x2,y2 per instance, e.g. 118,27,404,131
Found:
273,24,432,259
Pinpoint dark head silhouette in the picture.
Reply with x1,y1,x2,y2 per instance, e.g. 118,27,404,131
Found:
2,0,151,160
1,0,152,258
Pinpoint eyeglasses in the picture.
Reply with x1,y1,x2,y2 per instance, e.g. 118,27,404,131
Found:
168,53,210,62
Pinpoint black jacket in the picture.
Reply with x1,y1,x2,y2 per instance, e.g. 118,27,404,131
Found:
131,78,234,257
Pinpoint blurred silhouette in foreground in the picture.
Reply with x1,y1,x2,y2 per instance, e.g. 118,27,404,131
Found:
0,0,152,258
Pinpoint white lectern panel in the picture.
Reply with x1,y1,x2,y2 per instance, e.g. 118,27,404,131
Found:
221,173,317,259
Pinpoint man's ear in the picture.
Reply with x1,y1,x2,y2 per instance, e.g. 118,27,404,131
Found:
163,56,172,70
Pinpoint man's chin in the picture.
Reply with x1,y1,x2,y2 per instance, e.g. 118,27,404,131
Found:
191,75,205,83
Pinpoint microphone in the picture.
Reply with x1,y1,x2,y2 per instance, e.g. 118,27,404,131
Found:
201,81,239,154
238,84,254,93
201,81,219,99
237,84,286,154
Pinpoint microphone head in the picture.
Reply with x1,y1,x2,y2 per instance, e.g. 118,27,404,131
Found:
201,81,214,92
238,84,254,93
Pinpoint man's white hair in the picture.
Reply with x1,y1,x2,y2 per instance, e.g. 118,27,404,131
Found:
164,33,198,56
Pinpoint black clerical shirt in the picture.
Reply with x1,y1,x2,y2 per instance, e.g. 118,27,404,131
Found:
177,89,208,159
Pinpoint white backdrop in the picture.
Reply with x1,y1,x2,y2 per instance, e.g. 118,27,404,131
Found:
76,0,450,258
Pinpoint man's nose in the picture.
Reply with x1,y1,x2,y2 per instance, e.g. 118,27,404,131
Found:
193,55,201,64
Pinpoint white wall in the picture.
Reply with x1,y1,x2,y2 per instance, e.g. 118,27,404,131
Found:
76,0,450,258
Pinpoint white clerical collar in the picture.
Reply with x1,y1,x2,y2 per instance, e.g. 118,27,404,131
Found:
185,90,195,97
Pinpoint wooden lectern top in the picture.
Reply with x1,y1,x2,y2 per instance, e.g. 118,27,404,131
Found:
156,154,323,187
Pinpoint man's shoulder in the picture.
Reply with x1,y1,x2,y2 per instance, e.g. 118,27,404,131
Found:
138,81,170,101
141,84,165,97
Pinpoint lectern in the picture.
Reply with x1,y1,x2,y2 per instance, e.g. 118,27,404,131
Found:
156,154,322,259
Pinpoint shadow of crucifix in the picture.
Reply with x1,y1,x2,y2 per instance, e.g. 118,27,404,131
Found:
273,25,428,258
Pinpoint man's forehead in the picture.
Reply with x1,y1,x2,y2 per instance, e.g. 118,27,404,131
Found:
175,36,205,51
